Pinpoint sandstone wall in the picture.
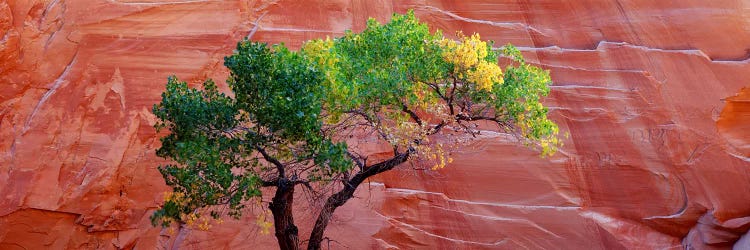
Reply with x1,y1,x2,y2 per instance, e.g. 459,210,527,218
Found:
1,0,749,249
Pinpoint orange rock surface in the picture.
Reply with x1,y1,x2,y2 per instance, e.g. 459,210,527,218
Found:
1,0,749,249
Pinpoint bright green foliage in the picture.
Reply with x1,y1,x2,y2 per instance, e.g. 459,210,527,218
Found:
151,10,560,230
302,10,560,161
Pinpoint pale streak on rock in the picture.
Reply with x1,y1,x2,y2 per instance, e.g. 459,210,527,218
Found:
106,0,213,5
516,40,750,64
728,152,750,163
643,178,688,220
549,85,633,92
374,211,508,247
373,238,399,249
417,5,550,38
259,27,345,34
110,68,126,110
427,204,564,239
246,12,267,39
23,51,78,133
580,210,680,249
385,187,580,211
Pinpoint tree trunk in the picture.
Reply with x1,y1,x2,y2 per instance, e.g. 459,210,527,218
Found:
269,179,299,250
307,184,355,250
307,152,410,250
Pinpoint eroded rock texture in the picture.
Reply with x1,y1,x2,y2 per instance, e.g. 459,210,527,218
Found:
1,0,749,249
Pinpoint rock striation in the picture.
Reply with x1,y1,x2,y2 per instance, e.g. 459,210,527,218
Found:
1,0,749,249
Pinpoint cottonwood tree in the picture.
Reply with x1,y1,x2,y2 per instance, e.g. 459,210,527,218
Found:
150,11,560,250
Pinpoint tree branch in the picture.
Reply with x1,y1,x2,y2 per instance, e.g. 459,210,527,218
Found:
401,103,423,126
456,114,504,123
428,121,446,135
307,150,411,250
448,75,458,115
345,151,365,170
255,146,286,178
261,178,279,187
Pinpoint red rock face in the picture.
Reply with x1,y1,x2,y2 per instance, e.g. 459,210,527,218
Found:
1,0,749,249
718,87,750,159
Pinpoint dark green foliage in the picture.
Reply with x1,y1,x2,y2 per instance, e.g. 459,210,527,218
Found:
151,41,352,227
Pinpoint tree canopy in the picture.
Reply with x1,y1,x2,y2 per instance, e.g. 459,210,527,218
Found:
151,10,560,250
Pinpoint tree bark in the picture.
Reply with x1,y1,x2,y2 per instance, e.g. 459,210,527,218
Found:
307,152,410,250
269,179,299,250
